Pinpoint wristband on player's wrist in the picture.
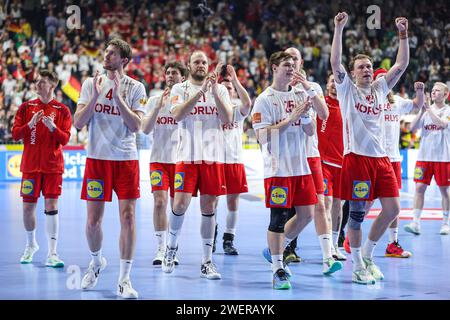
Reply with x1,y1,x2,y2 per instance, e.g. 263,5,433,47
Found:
300,115,312,125
306,88,317,98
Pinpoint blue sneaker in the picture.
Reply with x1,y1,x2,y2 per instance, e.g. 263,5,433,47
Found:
273,268,291,290
262,247,272,263
322,257,343,275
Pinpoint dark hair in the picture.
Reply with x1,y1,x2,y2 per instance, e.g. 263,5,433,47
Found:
268,51,293,75
38,69,58,85
106,38,132,66
349,54,373,71
164,61,188,78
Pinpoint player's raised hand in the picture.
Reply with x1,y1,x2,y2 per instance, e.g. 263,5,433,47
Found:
292,71,309,88
226,65,238,81
42,116,56,132
93,70,103,96
414,82,424,92
28,110,44,128
112,71,122,99
334,12,348,28
395,17,408,32
157,87,171,109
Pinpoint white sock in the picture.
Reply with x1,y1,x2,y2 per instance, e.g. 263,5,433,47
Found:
271,254,284,273
168,211,185,249
362,239,377,259
155,230,166,250
26,230,37,248
119,259,133,282
201,238,214,264
351,247,364,270
318,233,333,260
332,231,340,248
90,249,103,266
413,209,422,224
388,227,398,244
45,213,58,256
225,210,238,235
443,211,449,225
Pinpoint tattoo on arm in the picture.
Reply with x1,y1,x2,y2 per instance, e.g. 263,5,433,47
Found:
337,71,346,82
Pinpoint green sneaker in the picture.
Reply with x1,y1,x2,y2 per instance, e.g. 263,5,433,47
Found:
46,254,65,268
352,267,376,285
273,268,291,290
323,257,343,275
363,257,384,280
20,245,39,264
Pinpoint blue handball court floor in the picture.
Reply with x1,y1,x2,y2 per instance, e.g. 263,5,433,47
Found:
0,178,449,300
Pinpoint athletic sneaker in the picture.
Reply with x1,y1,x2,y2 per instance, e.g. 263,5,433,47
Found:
404,222,421,235
273,268,291,290
385,241,412,258
343,235,351,253
283,246,301,263
223,233,238,255
116,279,138,299
81,257,107,289
440,224,450,235
352,267,376,285
262,247,272,263
45,254,65,268
162,246,178,273
363,257,384,281
200,261,221,280
20,245,39,264
322,257,343,275
152,247,165,265
332,246,347,261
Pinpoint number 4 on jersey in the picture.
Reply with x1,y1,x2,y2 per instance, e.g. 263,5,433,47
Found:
105,89,113,100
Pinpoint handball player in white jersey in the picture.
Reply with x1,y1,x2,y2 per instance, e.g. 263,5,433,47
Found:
74,38,147,298
331,12,410,284
142,62,187,266
405,82,450,235
163,50,233,280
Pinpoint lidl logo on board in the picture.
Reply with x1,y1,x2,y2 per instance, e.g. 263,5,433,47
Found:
270,186,288,206
7,154,22,178
87,179,104,199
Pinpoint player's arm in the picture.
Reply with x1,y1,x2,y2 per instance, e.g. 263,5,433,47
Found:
74,72,101,129
411,82,425,110
293,73,328,120
428,106,449,128
385,18,410,90
330,12,348,85
113,72,144,132
142,89,169,134
227,65,252,116
171,80,210,121
410,105,427,133
211,74,233,124
52,107,72,145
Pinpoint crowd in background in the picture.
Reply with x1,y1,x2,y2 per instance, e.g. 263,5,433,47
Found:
0,0,448,146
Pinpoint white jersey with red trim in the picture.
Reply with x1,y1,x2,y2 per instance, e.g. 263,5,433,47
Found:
417,104,450,162
251,86,311,178
383,95,414,162
335,73,390,157
170,80,231,163
223,98,248,164
147,95,178,163
78,74,147,160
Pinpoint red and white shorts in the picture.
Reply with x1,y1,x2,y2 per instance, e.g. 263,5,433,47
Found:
21,172,62,203
224,163,248,194
174,161,227,196
322,162,342,198
150,162,176,198
264,175,317,208
81,158,140,202
340,153,399,201
391,161,402,189
307,157,325,194
414,161,450,186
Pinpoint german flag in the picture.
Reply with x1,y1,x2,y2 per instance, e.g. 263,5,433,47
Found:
62,75,81,103
84,47,100,58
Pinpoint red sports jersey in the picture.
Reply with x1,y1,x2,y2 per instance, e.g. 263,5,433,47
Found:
317,96,343,167
12,98,72,174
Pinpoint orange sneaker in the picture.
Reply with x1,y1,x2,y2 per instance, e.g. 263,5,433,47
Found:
343,235,351,254
385,241,412,258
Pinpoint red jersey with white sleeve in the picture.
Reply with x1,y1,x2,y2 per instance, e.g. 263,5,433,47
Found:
170,80,232,163
12,98,72,174
147,95,178,163
335,73,390,157
78,74,147,161
417,104,450,162
317,96,343,167
251,86,311,178
223,99,249,164
383,95,414,162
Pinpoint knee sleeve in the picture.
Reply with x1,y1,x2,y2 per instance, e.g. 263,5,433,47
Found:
348,201,366,230
44,210,58,215
268,208,289,233
287,207,296,220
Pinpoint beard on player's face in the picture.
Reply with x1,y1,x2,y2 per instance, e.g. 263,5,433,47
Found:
191,69,207,82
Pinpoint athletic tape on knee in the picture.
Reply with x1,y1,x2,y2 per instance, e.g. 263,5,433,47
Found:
201,212,215,217
348,201,366,230
44,210,58,216
268,208,289,233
